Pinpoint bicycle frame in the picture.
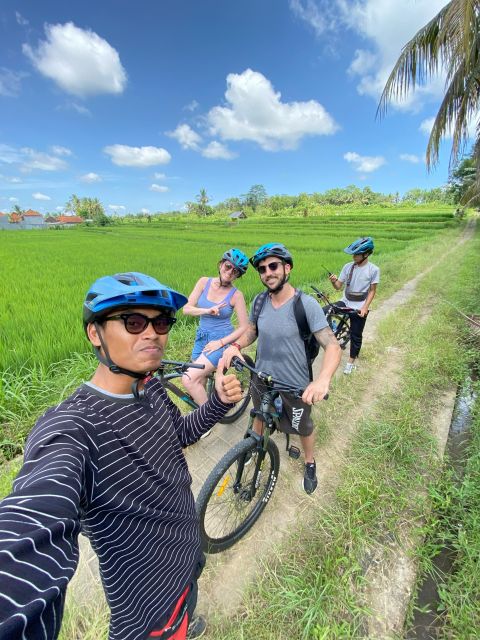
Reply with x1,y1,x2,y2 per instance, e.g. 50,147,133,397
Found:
158,361,206,411
230,357,303,502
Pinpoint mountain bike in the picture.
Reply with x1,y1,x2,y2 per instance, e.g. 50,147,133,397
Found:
311,285,357,350
195,356,310,554
159,356,254,424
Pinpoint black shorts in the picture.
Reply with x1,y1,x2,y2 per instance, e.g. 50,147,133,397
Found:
250,375,314,437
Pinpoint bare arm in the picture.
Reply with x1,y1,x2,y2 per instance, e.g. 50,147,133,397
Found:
302,326,342,405
329,273,344,291
218,290,249,346
183,277,224,317
220,321,258,368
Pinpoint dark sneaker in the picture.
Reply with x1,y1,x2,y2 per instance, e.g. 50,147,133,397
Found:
303,461,318,495
187,615,207,639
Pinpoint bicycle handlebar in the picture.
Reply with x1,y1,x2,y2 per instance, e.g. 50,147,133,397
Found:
310,286,359,315
159,360,205,373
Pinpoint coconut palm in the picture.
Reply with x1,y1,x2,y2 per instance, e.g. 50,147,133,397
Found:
378,0,480,194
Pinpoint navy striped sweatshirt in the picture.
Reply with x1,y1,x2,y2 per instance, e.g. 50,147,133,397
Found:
0,377,230,640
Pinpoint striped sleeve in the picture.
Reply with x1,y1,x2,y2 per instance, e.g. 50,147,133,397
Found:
0,416,88,640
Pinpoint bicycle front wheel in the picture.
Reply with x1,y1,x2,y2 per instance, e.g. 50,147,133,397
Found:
196,435,280,553
212,354,254,424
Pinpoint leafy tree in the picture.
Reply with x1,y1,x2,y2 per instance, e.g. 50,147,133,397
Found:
379,0,480,202
195,188,213,216
242,184,267,211
448,153,478,204
64,194,110,224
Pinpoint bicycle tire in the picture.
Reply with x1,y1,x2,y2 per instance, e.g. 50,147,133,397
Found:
328,313,351,350
196,435,280,553
211,354,254,424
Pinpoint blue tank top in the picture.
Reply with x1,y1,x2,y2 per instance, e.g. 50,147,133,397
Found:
197,278,236,335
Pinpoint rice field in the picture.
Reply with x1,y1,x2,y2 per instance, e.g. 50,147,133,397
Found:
0,205,458,372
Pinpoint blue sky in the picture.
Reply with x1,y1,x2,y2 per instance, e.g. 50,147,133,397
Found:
0,0,455,215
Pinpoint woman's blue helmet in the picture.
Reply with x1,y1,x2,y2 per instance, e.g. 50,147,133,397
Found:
83,272,188,328
222,248,249,275
344,237,375,255
250,242,293,269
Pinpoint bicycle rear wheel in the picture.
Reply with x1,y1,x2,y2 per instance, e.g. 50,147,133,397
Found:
210,354,254,424
196,435,280,553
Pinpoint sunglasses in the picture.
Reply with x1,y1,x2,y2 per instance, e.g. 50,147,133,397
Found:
258,261,283,275
103,312,176,335
222,261,240,276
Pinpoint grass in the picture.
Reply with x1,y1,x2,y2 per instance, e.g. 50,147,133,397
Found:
201,226,479,639
0,212,467,461
0,208,476,639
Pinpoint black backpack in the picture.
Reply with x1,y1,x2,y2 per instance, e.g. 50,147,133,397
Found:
252,289,320,381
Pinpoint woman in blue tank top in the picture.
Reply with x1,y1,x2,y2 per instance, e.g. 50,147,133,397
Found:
182,249,249,411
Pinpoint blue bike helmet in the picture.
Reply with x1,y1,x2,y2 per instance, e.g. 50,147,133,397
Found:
250,242,293,269
83,272,188,328
344,237,374,255
222,248,249,275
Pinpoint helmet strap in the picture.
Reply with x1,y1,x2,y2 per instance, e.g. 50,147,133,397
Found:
93,322,151,382
356,253,369,265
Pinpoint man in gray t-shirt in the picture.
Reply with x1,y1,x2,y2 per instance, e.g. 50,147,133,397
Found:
222,243,341,495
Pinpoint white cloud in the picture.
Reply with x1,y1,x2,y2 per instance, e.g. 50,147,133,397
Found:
16,11,29,26
419,117,435,136
23,22,127,97
335,0,448,111
289,0,335,37
207,69,339,151
141,208,150,214
344,151,386,172
167,124,202,150
9,197,19,202
201,141,236,160
153,172,167,180
104,144,171,167
150,184,169,193
80,172,102,183
108,204,126,211
399,153,422,163
51,145,72,157
20,147,68,172
58,101,92,117
56,206,64,212
0,174,22,183
183,100,199,112
0,68,26,97
32,192,51,201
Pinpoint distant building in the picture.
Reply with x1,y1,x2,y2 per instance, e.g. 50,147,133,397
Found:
229,211,247,219
56,215,84,225
22,209,45,229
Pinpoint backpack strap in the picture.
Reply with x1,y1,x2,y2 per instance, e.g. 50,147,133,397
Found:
293,290,314,382
252,291,269,335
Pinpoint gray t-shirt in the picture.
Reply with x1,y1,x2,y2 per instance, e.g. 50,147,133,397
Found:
250,291,329,388
338,261,380,310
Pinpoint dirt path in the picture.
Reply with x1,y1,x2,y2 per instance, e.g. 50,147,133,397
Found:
68,221,476,631
195,221,475,620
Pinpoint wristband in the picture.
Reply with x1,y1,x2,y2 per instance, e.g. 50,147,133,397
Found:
231,342,242,351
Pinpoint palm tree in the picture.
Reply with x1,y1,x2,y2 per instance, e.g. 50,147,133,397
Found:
378,0,480,200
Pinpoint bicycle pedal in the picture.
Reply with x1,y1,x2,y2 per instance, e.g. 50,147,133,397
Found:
288,445,301,459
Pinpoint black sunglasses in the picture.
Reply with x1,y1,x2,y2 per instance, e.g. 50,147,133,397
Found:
103,312,176,335
258,261,283,275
